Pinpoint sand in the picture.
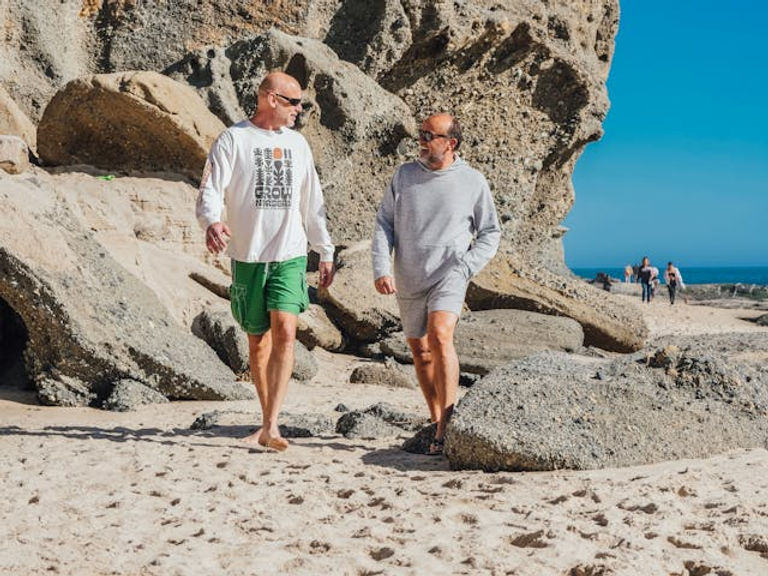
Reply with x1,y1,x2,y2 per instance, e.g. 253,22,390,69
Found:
2,299,768,575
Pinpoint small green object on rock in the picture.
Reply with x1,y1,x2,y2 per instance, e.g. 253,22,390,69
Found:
97,174,115,181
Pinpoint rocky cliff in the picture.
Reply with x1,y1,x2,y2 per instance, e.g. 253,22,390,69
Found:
0,1,649,407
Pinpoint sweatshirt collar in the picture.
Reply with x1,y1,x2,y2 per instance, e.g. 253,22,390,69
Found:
416,154,465,174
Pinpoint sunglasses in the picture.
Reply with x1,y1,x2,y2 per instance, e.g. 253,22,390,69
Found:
418,130,451,142
271,92,303,107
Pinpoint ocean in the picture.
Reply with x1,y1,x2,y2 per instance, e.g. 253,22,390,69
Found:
571,266,768,286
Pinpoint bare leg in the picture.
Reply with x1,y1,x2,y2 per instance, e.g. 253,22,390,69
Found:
407,336,438,423
262,310,298,450
426,311,460,442
242,331,271,445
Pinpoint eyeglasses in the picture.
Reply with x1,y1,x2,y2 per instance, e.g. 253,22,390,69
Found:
271,92,303,107
418,130,451,142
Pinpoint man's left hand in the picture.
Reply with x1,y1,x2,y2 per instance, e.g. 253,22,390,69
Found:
318,261,335,288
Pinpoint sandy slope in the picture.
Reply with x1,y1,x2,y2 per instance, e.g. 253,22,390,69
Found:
2,301,768,575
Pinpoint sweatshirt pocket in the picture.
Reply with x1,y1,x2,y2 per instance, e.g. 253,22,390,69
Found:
395,243,464,293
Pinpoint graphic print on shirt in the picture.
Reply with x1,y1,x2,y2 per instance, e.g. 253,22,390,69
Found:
253,147,294,209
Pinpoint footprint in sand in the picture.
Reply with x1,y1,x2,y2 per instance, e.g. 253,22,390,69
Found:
369,547,395,561
510,530,548,548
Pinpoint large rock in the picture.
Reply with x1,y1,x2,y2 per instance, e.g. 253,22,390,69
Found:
0,168,253,407
297,303,344,352
318,241,401,345
0,86,37,152
192,308,249,375
37,71,225,178
4,2,620,269
0,2,92,122
446,343,768,472
381,308,584,374
467,260,647,352
322,0,619,266
2,2,628,357
336,402,427,439
102,379,169,412
192,306,319,382
40,167,228,328
0,136,30,175
349,358,417,389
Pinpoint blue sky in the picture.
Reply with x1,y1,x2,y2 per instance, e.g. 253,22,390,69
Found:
563,1,768,267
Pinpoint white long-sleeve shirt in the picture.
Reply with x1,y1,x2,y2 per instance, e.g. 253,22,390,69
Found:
196,120,334,262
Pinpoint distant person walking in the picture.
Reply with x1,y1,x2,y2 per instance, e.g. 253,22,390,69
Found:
664,261,685,304
624,264,633,283
638,257,653,303
650,265,660,300
632,263,640,283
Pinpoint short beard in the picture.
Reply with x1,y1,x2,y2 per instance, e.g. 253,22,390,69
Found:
420,149,446,166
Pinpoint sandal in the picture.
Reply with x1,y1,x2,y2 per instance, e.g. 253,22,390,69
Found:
427,437,444,456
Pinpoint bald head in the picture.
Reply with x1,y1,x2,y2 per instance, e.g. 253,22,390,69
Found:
258,72,301,96
422,113,462,150
253,71,303,130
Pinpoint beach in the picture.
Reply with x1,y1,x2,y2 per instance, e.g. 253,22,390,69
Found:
2,298,768,576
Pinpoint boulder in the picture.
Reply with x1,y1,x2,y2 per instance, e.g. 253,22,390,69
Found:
0,168,253,407
0,2,92,122
190,410,223,431
192,305,319,382
192,307,249,375
3,2,628,362
336,402,427,439
190,409,334,438
0,135,30,174
467,260,647,352
39,167,229,328
446,346,768,472
279,412,335,438
318,241,401,344
381,308,584,374
37,372,95,407
292,341,319,382
297,303,344,351
37,71,225,179
0,86,37,151
5,1,621,275
402,423,438,455
756,314,768,327
102,379,169,412
453,309,583,374
349,358,417,389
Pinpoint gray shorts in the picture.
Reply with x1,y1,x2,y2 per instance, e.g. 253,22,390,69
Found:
397,269,469,339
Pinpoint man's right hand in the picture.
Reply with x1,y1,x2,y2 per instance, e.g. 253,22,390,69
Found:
374,276,397,295
205,222,231,254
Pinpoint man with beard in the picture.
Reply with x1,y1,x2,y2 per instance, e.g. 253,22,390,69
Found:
372,113,501,455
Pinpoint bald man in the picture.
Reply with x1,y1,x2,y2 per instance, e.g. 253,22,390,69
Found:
372,113,501,455
197,72,335,451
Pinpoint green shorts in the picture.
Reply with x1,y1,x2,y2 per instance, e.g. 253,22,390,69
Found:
229,256,309,335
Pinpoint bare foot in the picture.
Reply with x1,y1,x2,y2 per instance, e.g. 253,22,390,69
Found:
261,435,289,452
242,428,266,446
242,428,289,451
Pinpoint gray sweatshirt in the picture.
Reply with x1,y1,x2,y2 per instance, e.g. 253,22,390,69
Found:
372,156,501,297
